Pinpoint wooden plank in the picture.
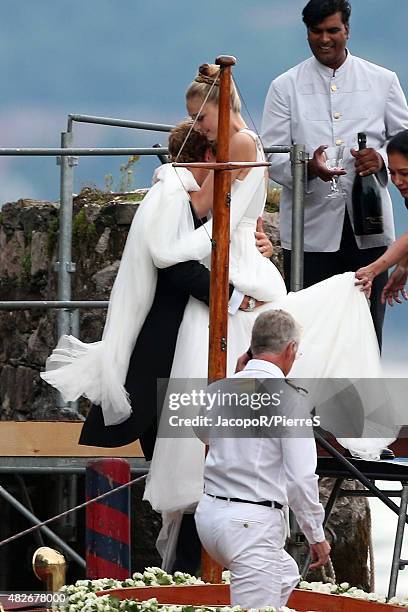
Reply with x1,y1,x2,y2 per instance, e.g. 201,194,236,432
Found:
98,585,403,612
2,421,405,460
289,590,403,612
0,422,144,457
100,584,230,605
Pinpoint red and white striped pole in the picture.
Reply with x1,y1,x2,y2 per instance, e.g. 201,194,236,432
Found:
85,458,131,579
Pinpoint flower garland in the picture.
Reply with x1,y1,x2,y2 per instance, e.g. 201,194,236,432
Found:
57,567,408,611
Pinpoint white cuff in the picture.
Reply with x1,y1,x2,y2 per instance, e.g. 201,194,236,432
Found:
228,289,244,315
304,524,326,545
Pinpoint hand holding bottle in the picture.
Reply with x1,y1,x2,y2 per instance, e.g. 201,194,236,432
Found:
351,133,384,235
350,147,384,177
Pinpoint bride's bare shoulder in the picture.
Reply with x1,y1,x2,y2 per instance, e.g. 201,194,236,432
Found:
230,130,256,161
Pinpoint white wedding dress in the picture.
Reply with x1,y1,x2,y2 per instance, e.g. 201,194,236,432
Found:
142,130,398,567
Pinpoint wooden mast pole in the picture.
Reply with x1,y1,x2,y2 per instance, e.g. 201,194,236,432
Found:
202,54,236,584
207,54,236,385
173,55,268,584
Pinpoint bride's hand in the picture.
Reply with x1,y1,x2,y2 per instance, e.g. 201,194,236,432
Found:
235,350,251,373
239,296,265,311
255,217,273,258
355,266,376,298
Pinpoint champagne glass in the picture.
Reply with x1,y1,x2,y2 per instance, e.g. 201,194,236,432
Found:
325,144,345,199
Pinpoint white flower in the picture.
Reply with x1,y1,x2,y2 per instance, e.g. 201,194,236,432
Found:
222,570,231,584
339,582,349,590
298,581,309,590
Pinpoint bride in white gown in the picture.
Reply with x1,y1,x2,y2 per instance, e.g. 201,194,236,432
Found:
142,64,398,566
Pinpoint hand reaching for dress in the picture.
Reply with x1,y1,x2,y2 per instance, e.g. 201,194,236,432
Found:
354,266,376,298
381,265,408,306
355,263,408,305
255,217,273,258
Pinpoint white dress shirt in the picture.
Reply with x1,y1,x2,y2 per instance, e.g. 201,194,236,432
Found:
261,51,408,252
199,359,325,544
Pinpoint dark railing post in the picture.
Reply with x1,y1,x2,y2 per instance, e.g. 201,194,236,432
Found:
290,144,307,291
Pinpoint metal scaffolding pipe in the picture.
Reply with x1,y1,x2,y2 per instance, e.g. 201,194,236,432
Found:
57,131,75,340
68,114,174,132
0,147,169,156
290,144,307,291
0,486,86,568
388,482,408,599
56,131,76,413
0,467,148,475
0,146,289,156
264,146,291,154
0,301,109,310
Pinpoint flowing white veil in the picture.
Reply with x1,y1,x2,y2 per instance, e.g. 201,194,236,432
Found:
41,165,200,425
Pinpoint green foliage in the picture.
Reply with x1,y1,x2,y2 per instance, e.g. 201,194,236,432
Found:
104,155,140,192
78,186,115,206
265,185,281,213
72,208,97,251
20,251,31,279
104,173,114,192
0,213,3,225
24,228,32,244
121,191,146,203
47,217,59,258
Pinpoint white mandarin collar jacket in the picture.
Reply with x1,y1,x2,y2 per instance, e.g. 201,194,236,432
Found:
261,51,408,251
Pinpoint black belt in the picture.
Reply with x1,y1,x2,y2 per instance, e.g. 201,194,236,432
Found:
206,493,282,509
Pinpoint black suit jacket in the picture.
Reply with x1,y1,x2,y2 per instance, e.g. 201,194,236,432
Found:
79,213,234,459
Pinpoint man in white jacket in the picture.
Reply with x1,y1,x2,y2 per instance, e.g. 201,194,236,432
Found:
261,0,408,348
194,309,330,609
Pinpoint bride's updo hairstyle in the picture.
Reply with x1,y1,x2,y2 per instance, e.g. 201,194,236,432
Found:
186,63,241,113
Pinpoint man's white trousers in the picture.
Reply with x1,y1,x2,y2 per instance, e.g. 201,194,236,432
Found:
195,494,299,609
